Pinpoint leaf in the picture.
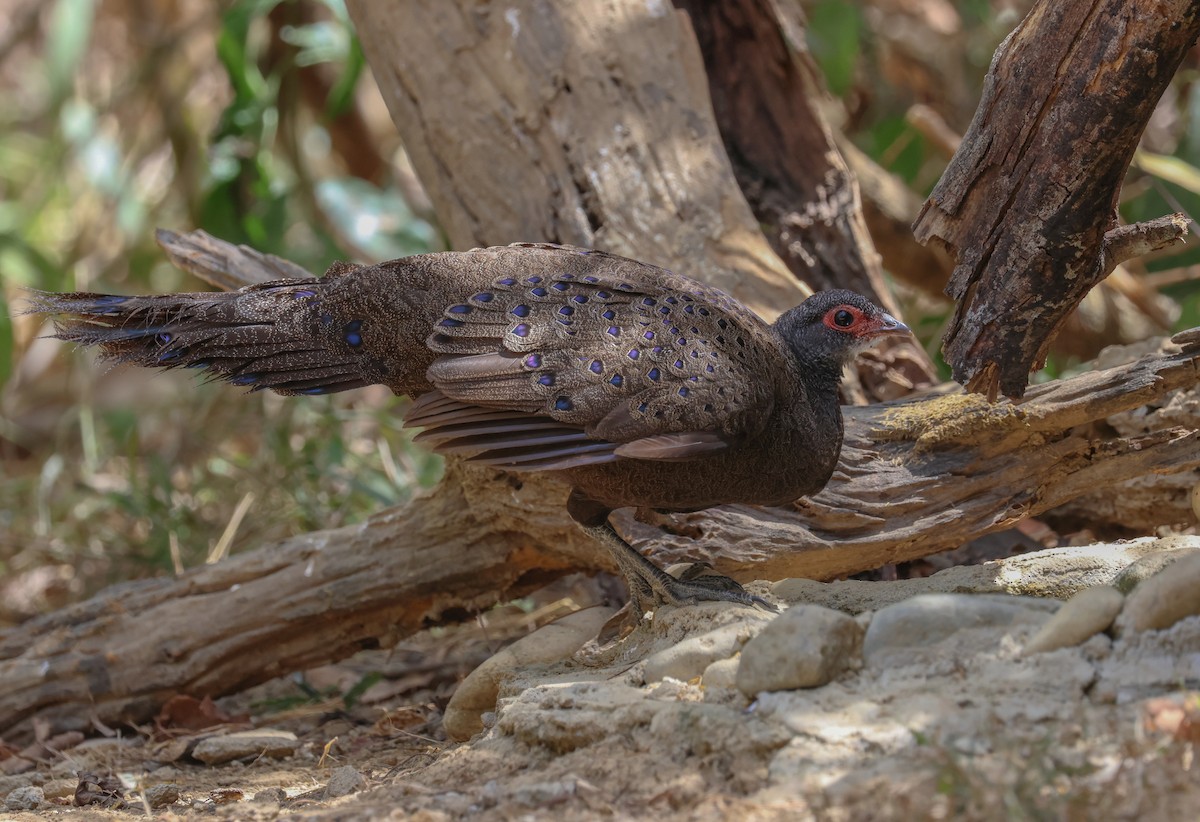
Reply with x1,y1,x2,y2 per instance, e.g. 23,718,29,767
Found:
1132,150,1200,196
46,0,97,99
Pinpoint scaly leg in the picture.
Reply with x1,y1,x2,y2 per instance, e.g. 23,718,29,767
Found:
567,490,775,616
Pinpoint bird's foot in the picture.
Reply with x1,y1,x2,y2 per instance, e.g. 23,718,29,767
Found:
579,522,777,621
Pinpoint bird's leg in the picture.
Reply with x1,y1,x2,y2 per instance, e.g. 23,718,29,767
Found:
567,490,775,615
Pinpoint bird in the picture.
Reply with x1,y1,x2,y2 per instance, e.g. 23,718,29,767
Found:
28,242,910,616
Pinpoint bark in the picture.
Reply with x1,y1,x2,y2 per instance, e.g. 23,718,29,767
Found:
345,0,803,323
913,0,1199,399
2,231,1199,743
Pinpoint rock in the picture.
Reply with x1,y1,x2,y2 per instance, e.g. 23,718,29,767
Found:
863,593,1056,664
145,784,180,808
643,622,762,683
443,605,617,742
325,765,366,798
701,656,740,690
1022,586,1124,656
191,730,299,765
1116,552,1200,635
736,605,862,696
1112,547,1199,594
41,779,75,800
4,785,44,810
253,787,288,803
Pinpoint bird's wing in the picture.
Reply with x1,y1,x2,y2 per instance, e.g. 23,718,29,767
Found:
408,258,783,470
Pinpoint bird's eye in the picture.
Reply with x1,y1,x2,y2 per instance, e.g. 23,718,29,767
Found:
833,309,854,328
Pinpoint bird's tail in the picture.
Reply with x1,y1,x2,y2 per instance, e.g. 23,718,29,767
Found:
24,269,397,396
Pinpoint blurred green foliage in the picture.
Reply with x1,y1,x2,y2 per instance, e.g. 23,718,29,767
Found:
0,0,441,608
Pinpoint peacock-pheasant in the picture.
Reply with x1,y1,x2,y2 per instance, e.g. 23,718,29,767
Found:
29,242,910,613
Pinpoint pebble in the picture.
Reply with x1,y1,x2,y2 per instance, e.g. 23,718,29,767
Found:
4,785,44,811
443,605,617,742
1112,548,1198,594
1022,586,1124,656
736,605,862,696
253,787,288,803
191,730,299,765
701,656,740,690
325,765,366,798
1116,551,1200,635
863,593,1056,664
145,784,180,808
643,622,761,683
41,778,75,800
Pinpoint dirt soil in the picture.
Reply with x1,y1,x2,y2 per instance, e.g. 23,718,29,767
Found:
3,539,1200,821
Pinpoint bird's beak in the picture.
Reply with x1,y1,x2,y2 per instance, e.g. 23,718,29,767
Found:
866,312,911,339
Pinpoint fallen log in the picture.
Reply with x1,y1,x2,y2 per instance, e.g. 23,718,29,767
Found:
2,311,1197,741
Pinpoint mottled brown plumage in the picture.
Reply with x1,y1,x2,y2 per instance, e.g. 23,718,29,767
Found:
29,243,909,612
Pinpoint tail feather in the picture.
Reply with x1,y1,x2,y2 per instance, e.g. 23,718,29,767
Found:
24,279,382,397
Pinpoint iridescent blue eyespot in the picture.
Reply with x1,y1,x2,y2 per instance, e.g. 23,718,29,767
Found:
512,305,531,317
627,349,640,360
589,360,603,374
647,368,660,381
532,287,548,297
706,364,714,372
473,292,494,303
538,374,555,386
678,387,689,397
554,397,573,411
665,297,678,305
448,304,471,314
606,326,619,336
642,297,656,306
637,402,648,413
717,319,728,329
513,323,531,337
674,359,684,369
346,333,363,346
524,353,542,368
551,282,568,291
558,306,574,316
610,374,623,387
527,276,543,284
294,289,316,299
652,346,663,355
596,291,612,299
602,310,615,320
572,295,588,304
320,313,334,325
683,305,694,314
439,318,464,328
659,306,670,315
583,276,599,283
497,277,516,286
699,308,710,316
644,331,655,341
155,333,172,345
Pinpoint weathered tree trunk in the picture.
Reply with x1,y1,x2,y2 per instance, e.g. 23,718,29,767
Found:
673,0,935,399
914,0,1199,399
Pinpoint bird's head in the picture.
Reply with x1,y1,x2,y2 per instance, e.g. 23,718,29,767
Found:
773,289,911,375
